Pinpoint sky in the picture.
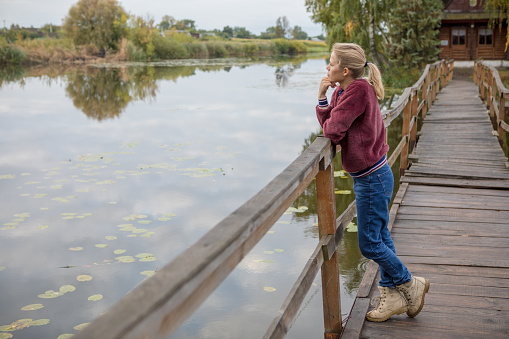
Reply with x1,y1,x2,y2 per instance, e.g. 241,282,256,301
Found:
0,0,325,37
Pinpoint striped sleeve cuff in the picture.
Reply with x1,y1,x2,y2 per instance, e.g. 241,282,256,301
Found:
318,98,329,108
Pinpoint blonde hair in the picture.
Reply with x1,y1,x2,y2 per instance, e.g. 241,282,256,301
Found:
332,43,384,99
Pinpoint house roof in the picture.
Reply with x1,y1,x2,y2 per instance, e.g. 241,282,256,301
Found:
442,0,490,20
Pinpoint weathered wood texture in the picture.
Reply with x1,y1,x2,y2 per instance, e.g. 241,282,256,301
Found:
343,76,509,338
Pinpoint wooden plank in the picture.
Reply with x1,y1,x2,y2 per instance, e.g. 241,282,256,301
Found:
316,163,342,338
400,176,509,190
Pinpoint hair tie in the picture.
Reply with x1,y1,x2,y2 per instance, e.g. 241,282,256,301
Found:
364,61,369,67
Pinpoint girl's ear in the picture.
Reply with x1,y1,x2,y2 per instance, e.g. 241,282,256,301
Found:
342,67,349,77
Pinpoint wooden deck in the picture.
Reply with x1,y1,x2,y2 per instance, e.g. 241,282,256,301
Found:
342,76,509,338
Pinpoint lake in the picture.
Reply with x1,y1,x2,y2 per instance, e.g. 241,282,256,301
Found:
0,55,402,338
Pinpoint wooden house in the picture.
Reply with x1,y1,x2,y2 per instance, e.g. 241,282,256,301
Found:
439,0,508,60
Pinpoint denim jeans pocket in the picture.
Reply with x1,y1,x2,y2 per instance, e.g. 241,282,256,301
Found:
377,168,394,197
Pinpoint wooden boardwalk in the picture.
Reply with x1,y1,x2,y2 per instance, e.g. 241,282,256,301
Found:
342,76,509,338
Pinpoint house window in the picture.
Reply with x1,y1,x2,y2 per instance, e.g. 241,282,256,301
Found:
452,28,466,45
479,27,493,45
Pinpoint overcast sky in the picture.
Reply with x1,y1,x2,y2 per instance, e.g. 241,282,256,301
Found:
0,0,324,37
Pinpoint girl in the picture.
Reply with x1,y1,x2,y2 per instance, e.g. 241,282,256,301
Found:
316,43,429,322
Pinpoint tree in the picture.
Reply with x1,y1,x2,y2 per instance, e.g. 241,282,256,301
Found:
63,0,127,53
160,15,176,31
223,26,234,38
175,19,196,31
485,0,509,51
260,26,277,39
388,0,442,69
275,16,290,38
233,26,252,38
292,26,308,40
305,0,393,66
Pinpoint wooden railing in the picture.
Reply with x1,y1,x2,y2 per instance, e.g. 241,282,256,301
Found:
474,61,509,144
74,59,454,339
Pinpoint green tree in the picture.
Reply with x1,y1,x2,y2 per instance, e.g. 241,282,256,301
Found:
63,0,127,53
305,0,392,66
485,0,509,51
128,15,158,59
233,26,252,38
388,0,442,69
260,26,276,39
292,25,308,40
159,15,176,31
275,16,290,38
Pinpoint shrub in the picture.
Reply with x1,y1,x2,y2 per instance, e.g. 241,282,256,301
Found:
153,35,188,59
186,43,209,58
274,39,306,55
0,40,27,64
125,40,146,61
204,41,228,58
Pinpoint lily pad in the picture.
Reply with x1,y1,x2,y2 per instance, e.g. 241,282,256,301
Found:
105,236,117,240
346,222,358,233
73,322,90,330
88,294,103,301
116,256,136,263
113,249,126,254
140,271,156,277
36,225,48,230
38,285,75,299
95,244,108,248
57,335,74,339
263,287,277,292
0,175,15,179
77,275,92,282
0,319,50,331
0,333,13,338
69,247,84,251
21,304,44,311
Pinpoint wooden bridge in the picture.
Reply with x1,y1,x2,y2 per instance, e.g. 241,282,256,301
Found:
74,60,509,339
342,63,509,338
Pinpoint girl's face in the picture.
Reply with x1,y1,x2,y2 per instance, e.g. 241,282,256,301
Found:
326,52,344,83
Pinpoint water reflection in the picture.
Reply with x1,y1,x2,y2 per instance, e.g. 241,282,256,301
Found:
0,57,313,121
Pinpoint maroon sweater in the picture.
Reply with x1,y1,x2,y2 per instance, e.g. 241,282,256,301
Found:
316,79,389,173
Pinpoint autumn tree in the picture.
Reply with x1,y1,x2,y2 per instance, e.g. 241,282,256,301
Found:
159,15,176,31
275,16,290,38
292,26,308,40
485,0,509,51
63,0,127,53
305,0,392,67
388,0,442,69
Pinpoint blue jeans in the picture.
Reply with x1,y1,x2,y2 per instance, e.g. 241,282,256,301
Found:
352,162,411,288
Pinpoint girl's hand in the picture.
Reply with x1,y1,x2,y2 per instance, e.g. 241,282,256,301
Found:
319,76,336,99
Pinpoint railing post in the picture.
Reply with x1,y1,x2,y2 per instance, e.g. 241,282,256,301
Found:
422,74,428,119
400,97,411,177
316,162,341,339
410,88,418,153
481,66,486,100
499,94,507,146
487,71,493,113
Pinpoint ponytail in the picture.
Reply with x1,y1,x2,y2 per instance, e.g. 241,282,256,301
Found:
366,63,384,100
332,43,385,100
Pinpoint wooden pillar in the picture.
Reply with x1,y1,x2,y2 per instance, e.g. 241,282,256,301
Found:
480,66,486,100
499,94,507,146
316,163,341,339
410,88,418,153
487,71,493,113
400,97,411,177
422,75,428,119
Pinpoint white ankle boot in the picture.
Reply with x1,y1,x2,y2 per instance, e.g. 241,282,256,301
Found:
396,276,430,317
366,286,408,322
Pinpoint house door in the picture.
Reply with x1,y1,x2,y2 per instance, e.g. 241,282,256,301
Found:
451,27,469,60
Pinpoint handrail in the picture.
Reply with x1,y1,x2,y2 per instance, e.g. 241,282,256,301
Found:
74,59,454,339
474,61,509,144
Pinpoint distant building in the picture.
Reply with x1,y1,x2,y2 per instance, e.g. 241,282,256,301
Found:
439,0,508,60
